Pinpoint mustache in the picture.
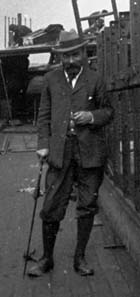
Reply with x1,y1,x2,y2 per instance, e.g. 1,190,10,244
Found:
65,64,81,73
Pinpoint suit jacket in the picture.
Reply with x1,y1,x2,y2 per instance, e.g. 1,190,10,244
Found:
37,66,114,168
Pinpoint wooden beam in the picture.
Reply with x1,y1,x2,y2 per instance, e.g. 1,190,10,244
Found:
71,0,83,39
80,11,114,22
130,0,140,66
111,0,119,21
0,44,52,57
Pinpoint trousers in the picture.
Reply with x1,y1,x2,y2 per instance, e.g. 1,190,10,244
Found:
40,135,104,223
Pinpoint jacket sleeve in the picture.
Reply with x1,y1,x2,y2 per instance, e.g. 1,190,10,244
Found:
37,74,51,150
90,76,114,128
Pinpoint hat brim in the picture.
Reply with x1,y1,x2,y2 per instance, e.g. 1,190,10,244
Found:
52,40,88,53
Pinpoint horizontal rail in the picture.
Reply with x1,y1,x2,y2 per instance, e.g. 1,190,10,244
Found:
0,44,52,57
80,11,114,21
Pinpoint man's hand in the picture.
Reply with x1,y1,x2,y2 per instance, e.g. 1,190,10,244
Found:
73,111,94,125
36,148,49,163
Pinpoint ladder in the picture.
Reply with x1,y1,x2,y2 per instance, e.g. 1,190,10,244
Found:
71,0,118,40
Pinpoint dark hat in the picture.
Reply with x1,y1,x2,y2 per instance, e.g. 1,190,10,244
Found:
52,29,88,53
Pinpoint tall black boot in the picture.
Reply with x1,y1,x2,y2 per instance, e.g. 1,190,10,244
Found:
74,215,94,276
28,221,59,277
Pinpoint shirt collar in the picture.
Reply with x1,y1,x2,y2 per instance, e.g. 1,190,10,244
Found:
64,67,83,83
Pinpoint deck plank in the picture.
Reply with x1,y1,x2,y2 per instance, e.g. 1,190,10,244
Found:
101,211,140,297
0,152,140,296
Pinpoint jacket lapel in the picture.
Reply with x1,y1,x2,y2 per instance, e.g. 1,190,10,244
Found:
55,67,91,95
56,69,72,93
72,68,89,94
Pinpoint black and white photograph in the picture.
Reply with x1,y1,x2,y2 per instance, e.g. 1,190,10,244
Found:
1,0,140,296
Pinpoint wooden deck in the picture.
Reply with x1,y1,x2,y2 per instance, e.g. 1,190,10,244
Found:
0,152,140,297
0,124,37,153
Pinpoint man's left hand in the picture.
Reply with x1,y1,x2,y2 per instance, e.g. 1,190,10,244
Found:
73,111,94,125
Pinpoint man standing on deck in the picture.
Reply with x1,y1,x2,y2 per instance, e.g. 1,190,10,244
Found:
28,30,114,277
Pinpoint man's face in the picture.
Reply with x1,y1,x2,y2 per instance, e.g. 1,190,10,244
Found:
61,47,85,76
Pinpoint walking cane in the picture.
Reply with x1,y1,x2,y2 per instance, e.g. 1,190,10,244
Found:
23,161,43,278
